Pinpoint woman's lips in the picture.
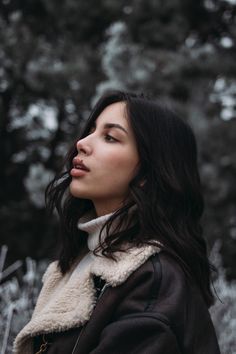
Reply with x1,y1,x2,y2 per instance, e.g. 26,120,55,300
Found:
71,157,90,177
72,157,90,171
70,167,89,177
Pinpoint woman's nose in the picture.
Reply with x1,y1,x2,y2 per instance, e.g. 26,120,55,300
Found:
76,137,92,156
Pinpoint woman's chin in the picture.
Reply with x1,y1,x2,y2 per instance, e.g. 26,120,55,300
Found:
69,183,88,199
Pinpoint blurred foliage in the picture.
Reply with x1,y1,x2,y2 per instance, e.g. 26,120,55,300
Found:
0,0,236,278
210,241,236,353
0,246,48,354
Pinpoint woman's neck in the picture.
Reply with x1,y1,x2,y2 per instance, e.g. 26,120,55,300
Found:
92,199,125,217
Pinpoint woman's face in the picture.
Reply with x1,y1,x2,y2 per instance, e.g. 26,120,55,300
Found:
69,102,139,216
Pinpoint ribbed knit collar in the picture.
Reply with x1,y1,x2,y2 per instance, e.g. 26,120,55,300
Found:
78,206,137,252
78,210,115,251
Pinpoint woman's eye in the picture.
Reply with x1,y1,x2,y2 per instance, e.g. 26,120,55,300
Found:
104,134,118,142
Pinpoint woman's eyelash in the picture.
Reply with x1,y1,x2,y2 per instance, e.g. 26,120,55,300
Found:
87,127,118,142
104,134,118,142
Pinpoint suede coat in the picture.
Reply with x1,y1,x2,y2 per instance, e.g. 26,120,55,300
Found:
13,246,220,354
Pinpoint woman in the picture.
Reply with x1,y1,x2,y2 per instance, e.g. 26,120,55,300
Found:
14,91,220,354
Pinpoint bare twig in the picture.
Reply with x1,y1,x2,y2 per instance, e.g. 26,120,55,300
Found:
0,261,23,282
0,246,8,274
1,303,15,354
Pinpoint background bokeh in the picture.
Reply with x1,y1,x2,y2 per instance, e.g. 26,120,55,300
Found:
1,0,236,277
0,1,236,352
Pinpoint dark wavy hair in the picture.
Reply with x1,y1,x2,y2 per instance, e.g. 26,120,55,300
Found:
45,91,214,307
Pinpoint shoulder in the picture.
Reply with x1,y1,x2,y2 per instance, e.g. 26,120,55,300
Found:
111,250,205,318
123,251,190,297
105,251,212,336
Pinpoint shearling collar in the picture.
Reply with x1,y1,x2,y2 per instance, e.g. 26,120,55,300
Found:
13,244,160,354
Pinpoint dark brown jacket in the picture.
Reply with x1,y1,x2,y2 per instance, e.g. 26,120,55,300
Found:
31,252,220,354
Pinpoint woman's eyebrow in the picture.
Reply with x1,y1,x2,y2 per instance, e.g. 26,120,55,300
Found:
103,123,128,134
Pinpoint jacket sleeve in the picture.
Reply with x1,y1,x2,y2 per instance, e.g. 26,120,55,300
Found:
90,313,182,354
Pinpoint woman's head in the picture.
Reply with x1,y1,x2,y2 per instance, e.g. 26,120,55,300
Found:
69,100,139,217
68,91,203,220
46,91,214,307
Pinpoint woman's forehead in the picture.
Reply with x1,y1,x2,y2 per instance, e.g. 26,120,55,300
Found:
95,102,128,127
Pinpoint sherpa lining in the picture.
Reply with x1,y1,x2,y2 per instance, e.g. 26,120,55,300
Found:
13,244,160,354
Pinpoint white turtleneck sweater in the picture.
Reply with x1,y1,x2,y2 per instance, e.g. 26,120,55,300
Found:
78,209,115,252
73,210,115,275
75,206,138,274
